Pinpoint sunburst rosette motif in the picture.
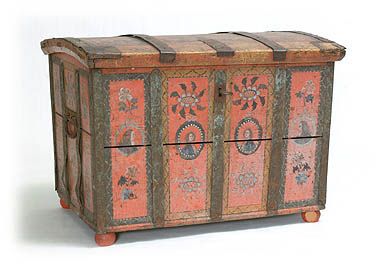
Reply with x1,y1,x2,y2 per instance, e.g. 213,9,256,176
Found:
170,81,206,119
232,76,267,111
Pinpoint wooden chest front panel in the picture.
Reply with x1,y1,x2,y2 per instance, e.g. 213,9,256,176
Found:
103,73,153,225
222,67,274,216
161,69,214,222
279,66,333,209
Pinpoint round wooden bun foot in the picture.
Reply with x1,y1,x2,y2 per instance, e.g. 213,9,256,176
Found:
95,233,117,247
301,210,321,223
59,198,70,209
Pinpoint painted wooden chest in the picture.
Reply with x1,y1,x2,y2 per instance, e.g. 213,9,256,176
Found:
41,31,345,246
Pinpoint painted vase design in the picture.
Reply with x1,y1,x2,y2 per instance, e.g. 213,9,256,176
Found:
117,166,139,201
291,152,311,185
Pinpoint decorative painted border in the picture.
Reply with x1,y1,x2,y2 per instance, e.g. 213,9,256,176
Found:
222,66,275,215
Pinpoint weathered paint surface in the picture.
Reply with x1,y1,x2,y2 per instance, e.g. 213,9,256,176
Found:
162,70,214,220
283,70,321,203
79,73,91,133
284,138,318,202
223,68,274,215
111,146,149,220
52,62,63,115
287,71,321,138
81,132,93,212
107,78,150,220
108,79,147,146
54,113,66,195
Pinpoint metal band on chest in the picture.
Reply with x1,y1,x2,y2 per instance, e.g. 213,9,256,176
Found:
120,34,176,63
198,37,235,57
272,31,346,50
216,31,287,61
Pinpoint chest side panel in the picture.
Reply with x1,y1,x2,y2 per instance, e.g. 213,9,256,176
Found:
280,65,333,208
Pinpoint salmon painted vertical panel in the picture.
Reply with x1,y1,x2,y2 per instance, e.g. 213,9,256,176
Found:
287,71,321,138
226,141,266,209
283,70,321,203
167,77,211,143
166,144,211,217
111,147,149,220
284,138,318,202
223,70,273,215
108,79,148,147
81,132,93,212
163,72,213,221
108,77,149,220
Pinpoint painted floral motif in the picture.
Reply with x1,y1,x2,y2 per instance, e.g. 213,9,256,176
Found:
232,76,267,111
233,171,258,193
291,152,311,185
170,81,206,119
295,80,315,105
117,166,139,201
179,176,202,193
118,87,138,113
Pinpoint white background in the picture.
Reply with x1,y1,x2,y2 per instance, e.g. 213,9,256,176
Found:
1,0,386,264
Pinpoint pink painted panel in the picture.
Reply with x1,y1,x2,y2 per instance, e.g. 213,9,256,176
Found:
228,74,270,140
108,79,147,146
168,143,209,214
167,77,210,143
111,146,148,220
284,138,317,203
288,71,321,138
226,140,266,208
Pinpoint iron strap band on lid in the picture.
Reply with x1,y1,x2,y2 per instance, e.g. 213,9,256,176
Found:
120,34,176,63
198,37,235,57
216,31,287,61
272,31,347,50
